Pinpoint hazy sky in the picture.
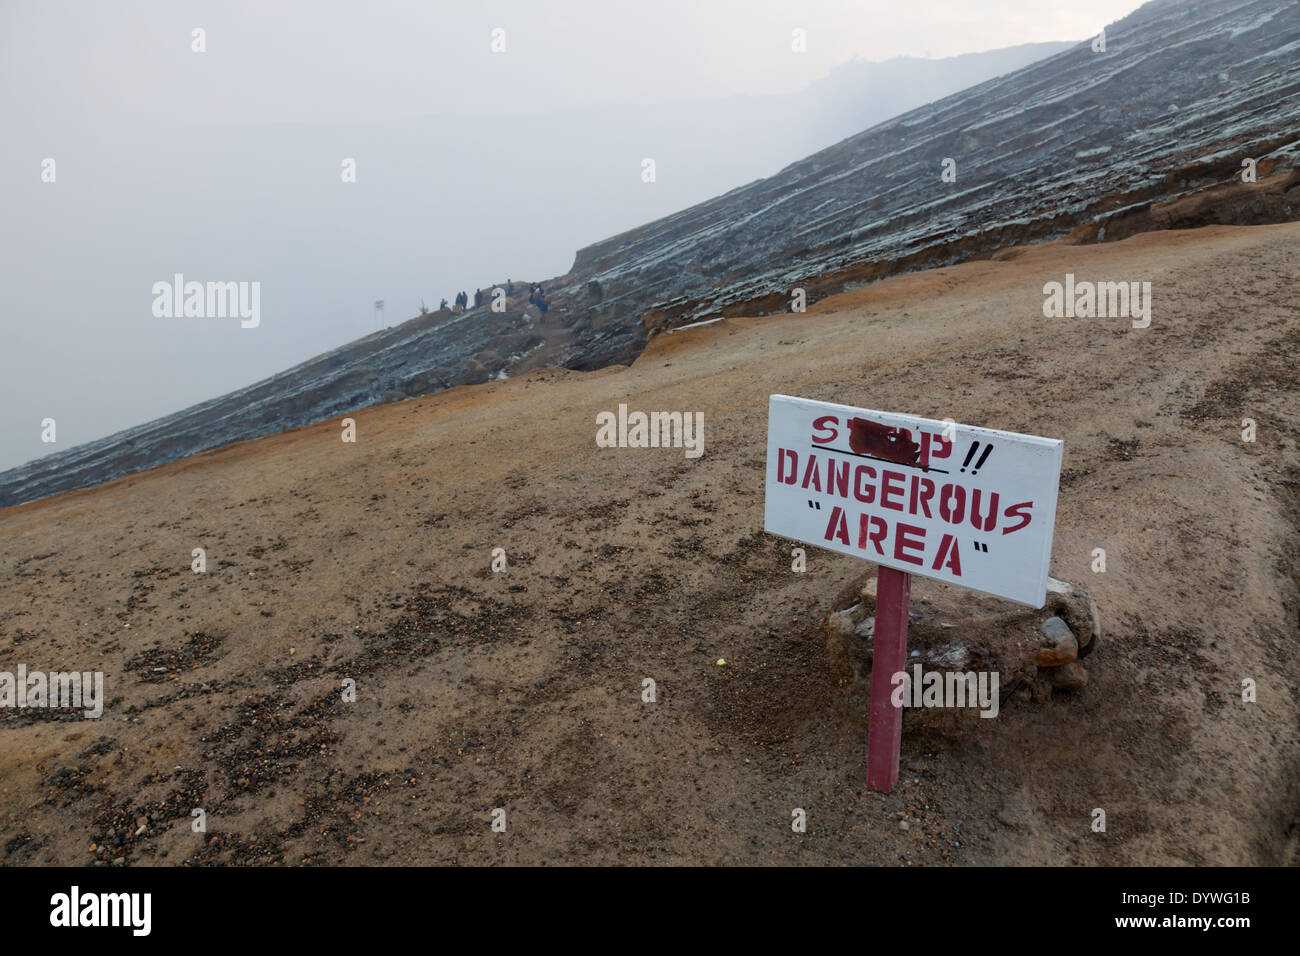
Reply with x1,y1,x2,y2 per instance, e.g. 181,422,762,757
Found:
0,0,1145,473
4,0,1144,123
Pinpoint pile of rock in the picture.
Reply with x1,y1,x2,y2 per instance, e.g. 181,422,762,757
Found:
823,572,1100,726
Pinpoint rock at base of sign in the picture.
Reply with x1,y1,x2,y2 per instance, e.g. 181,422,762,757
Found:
1036,616,1078,666
822,572,1100,728
1045,660,1088,690
1045,576,1101,658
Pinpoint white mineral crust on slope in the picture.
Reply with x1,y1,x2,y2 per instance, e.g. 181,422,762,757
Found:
2,0,1297,508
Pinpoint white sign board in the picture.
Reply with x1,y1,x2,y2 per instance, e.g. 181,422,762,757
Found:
764,395,1063,607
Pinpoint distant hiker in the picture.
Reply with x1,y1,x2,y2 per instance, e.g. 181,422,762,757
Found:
440,298,448,310
507,279,514,296
474,288,483,308
537,293,549,322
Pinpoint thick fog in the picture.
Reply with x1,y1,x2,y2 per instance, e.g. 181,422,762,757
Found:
0,0,1141,472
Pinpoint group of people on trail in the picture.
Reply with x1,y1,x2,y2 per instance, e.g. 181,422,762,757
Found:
528,283,550,321
444,288,488,312
438,281,549,322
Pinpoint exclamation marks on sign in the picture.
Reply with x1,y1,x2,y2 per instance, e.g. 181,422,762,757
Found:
960,441,993,475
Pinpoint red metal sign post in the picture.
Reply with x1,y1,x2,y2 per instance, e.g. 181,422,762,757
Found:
866,565,911,792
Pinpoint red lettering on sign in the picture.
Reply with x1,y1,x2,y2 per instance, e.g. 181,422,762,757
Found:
812,415,839,444
858,513,889,555
853,465,877,504
969,488,999,532
825,506,850,545
1002,500,1034,534
828,458,850,498
919,431,953,469
778,448,799,484
880,470,906,511
894,523,926,565
910,476,935,518
939,483,966,523
933,533,962,575
801,455,823,492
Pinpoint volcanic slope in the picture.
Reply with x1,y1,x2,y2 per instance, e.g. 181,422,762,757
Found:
3,0,1297,509
1,221,1297,865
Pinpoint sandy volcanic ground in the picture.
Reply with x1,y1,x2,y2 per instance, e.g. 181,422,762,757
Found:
1,222,1297,866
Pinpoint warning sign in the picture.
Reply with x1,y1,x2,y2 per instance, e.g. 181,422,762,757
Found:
764,395,1063,607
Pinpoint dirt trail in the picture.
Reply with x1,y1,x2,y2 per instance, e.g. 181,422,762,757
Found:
1,222,1297,866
